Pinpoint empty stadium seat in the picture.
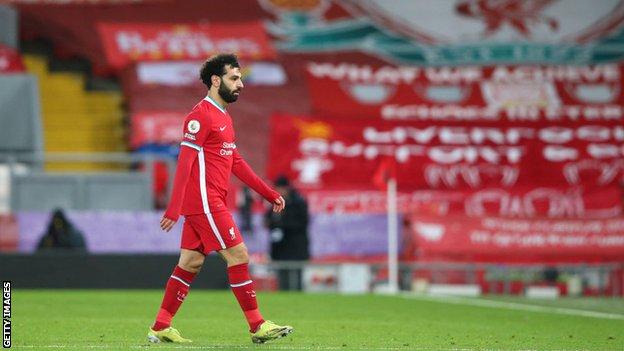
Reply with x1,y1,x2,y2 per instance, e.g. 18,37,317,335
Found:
22,55,126,171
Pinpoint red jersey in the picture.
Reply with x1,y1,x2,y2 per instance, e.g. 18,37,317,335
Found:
164,96,279,220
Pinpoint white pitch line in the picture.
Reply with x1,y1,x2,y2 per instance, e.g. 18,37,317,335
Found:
400,294,624,320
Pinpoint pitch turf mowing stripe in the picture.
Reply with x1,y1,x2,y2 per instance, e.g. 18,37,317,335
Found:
12,344,478,351
11,291,623,350
400,294,624,320
15,345,624,351
9,346,575,350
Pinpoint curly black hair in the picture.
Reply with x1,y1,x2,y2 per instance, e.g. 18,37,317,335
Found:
199,53,240,88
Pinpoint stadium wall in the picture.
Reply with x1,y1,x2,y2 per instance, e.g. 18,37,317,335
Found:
0,75,43,155
0,253,228,289
0,5,18,49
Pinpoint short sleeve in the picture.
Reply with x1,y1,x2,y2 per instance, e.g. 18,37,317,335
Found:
180,110,210,151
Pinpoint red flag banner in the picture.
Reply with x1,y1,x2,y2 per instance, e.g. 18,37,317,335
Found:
305,62,624,122
97,22,276,70
268,114,624,190
303,187,622,218
409,214,624,263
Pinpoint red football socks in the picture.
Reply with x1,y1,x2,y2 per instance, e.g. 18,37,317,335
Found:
227,263,264,332
152,265,196,331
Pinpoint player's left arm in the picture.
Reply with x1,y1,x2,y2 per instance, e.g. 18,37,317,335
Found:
232,149,285,213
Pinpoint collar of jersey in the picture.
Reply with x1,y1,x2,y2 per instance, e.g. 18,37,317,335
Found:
204,95,226,114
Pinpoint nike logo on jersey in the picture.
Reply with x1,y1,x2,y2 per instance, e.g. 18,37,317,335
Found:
219,125,227,131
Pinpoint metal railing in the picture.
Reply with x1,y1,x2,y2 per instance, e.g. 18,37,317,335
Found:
0,151,172,166
0,152,175,210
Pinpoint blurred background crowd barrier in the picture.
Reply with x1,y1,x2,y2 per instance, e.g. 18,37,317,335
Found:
0,0,623,296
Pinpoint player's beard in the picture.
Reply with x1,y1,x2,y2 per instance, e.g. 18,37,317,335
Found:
219,83,240,103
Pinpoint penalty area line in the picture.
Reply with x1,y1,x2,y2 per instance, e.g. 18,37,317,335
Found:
400,294,624,320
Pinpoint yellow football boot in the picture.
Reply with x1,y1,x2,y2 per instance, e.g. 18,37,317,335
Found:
250,320,293,344
147,326,192,343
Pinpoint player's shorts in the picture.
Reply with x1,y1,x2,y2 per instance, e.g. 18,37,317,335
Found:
181,211,243,254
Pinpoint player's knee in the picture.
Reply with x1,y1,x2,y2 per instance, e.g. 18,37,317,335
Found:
178,261,202,273
178,255,204,273
228,246,249,266
232,252,249,265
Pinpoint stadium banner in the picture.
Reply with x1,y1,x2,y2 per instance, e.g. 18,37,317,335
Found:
135,60,287,87
304,187,623,218
305,62,624,122
97,21,276,69
408,214,624,262
0,44,25,73
17,210,622,260
129,111,185,148
15,211,389,259
265,0,624,65
268,114,624,190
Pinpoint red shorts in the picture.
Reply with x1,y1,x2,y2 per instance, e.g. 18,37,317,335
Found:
181,211,243,254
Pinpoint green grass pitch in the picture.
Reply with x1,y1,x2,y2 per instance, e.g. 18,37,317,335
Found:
10,290,624,350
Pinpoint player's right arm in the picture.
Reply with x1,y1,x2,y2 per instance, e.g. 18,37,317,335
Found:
160,146,197,231
160,111,210,232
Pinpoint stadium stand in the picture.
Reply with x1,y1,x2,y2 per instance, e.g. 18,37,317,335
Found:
2,3,623,349
0,1,622,297
22,54,126,171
